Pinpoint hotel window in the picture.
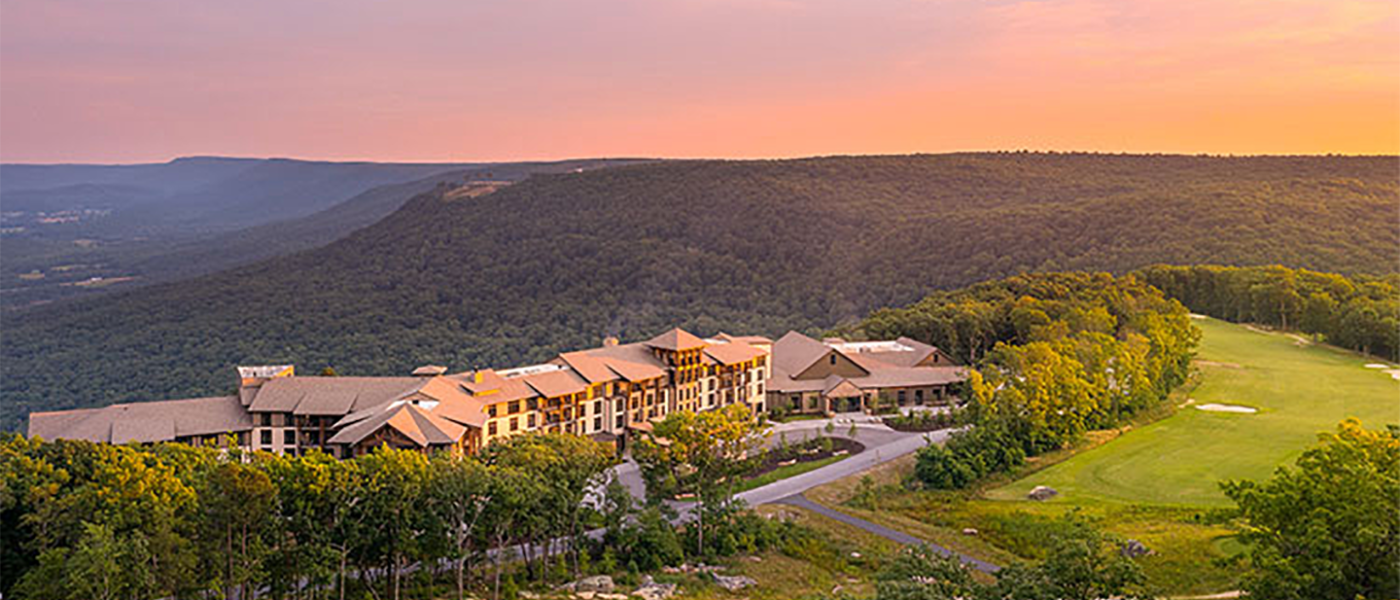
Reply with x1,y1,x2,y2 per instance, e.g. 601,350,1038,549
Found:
510,417,519,432
488,422,498,436
830,354,837,365
528,398,538,410
283,430,296,445
508,401,520,414
616,415,625,429
594,400,602,415
260,430,272,446
594,416,603,431
488,405,497,418
528,414,536,428
259,413,272,427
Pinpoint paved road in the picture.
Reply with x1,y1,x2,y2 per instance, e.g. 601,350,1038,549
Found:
611,418,944,505
611,417,997,573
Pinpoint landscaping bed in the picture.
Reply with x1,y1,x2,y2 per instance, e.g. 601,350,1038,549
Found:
881,409,963,432
750,436,864,479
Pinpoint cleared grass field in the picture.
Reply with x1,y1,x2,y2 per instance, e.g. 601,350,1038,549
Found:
806,318,1398,595
991,317,1399,506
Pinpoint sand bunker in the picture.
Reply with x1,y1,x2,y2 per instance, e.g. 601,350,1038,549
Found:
1189,313,1208,320
1364,363,1392,369
1387,370,1400,382
1196,403,1257,414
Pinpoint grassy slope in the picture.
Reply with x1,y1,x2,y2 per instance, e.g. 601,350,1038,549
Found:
991,317,1399,506
805,319,1398,595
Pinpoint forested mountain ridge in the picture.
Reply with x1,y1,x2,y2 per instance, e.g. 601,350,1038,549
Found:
4,153,1396,430
1,158,646,308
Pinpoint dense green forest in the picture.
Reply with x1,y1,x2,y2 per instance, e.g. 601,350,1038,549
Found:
1138,265,1400,361
0,430,788,600
3,153,1397,430
1,409,1167,600
848,272,1198,487
1,159,644,309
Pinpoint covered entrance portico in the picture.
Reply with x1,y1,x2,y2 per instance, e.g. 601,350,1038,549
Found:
822,378,866,414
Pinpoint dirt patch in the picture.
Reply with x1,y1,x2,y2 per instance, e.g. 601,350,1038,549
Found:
444,181,510,200
1195,403,1257,414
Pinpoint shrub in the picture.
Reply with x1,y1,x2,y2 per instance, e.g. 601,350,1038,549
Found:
914,423,1026,489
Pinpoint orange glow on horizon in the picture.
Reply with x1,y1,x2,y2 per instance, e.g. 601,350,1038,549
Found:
1,0,1396,163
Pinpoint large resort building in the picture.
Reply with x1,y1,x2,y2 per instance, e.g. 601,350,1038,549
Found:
28,328,966,456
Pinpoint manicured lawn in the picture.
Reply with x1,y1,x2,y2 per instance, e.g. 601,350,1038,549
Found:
804,318,1398,596
991,317,1399,506
735,454,849,495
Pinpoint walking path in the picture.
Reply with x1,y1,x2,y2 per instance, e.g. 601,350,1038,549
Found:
776,494,1000,574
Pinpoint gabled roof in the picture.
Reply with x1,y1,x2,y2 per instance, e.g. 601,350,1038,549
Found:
823,376,865,398
326,402,466,447
247,377,427,415
644,328,707,351
417,376,489,428
714,333,774,346
449,370,540,404
28,395,252,444
702,340,767,366
556,352,619,384
573,342,669,382
768,331,967,395
771,331,835,379
523,369,589,398
606,358,667,382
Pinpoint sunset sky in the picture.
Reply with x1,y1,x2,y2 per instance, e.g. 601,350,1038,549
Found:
2,0,1396,163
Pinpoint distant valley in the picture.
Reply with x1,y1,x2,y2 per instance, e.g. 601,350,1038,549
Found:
2,152,1395,431
0,157,646,308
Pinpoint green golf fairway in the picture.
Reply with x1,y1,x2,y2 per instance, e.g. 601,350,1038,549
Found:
990,317,1399,506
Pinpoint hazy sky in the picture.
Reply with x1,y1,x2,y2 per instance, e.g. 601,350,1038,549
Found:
2,0,1396,162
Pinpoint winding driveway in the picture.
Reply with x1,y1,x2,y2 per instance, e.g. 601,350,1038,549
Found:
614,416,999,573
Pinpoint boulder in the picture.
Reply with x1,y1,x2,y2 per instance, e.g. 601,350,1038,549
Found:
632,576,678,600
1027,486,1058,501
712,574,757,592
576,576,615,594
1120,539,1154,558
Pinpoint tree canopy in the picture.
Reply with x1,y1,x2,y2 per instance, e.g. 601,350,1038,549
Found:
1221,419,1399,600
4,153,1395,430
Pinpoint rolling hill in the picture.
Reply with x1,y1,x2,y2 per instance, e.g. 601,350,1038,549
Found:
3,153,1396,430
0,158,645,308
